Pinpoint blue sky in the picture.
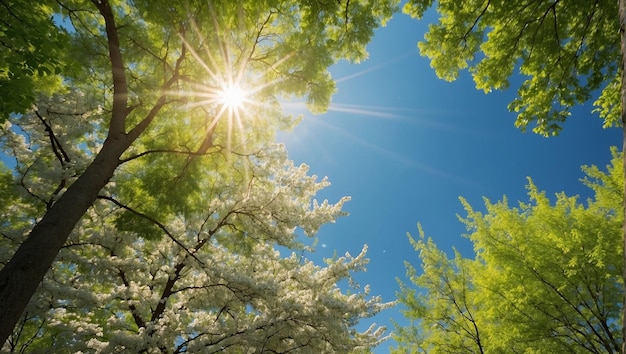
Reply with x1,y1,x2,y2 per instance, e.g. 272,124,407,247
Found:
277,9,622,352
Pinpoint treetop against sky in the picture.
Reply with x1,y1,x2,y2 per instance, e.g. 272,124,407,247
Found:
1,0,624,353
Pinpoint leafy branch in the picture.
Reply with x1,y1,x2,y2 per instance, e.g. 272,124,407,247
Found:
97,195,203,265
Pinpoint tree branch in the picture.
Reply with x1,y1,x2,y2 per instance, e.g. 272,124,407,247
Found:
119,145,223,165
33,109,70,165
32,108,73,207
150,263,185,323
117,269,147,329
97,195,203,265
92,0,128,138
125,45,186,144
462,0,490,42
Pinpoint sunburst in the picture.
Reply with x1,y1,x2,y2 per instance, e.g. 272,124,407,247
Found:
171,4,300,156
218,83,247,110
176,41,278,155
171,16,257,154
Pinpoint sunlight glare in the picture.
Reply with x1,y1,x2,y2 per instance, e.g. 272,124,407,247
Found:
218,84,247,109
175,7,295,156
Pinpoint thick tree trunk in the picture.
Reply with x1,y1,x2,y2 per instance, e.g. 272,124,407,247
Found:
618,0,626,353
0,0,177,343
0,135,128,345
0,0,133,345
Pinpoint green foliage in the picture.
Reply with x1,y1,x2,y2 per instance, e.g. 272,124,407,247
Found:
593,76,622,128
404,0,620,136
394,148,624,353
0,0,70,120
395,226,482,353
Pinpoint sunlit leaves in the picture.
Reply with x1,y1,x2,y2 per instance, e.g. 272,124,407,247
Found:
593,76,622,128
394,226,483,353
405,0,620,136
0,0,70,121
394,149,624,353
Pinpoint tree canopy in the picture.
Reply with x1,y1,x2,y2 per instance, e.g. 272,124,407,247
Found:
0,0,399,347
404,0,620,136
0,1,71,120
403,2,626,349
394,148,624,353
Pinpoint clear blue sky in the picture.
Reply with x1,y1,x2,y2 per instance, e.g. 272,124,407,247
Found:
277,9,622,352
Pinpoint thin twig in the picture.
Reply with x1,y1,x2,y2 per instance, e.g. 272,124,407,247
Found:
98,195,204,265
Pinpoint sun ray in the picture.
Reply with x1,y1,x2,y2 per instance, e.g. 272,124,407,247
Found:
327,104,395,119
171,4,313,160
335,51,416,83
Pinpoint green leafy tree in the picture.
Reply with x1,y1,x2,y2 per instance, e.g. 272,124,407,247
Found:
394,149,623,353
0,0,399,345
403,0,626,345
404,0,619,135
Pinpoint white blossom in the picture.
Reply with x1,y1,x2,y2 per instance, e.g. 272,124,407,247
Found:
2,127,392,352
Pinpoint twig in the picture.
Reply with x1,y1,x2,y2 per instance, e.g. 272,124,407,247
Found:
98,195,204,265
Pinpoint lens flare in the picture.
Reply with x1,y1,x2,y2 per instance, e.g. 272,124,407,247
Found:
218,84,246,109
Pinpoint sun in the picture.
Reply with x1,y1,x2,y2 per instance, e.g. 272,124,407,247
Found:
175,10,286,154
218,84,247,109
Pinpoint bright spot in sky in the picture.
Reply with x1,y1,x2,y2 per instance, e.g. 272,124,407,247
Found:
321,243,327,248
218,84,247,109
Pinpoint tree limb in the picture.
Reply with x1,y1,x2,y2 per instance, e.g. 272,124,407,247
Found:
92,0,128,138
33,109,70,165
125,45,186,144
97,195,203,265
119,145,224,165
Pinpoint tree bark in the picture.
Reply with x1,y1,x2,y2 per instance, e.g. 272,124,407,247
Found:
0,0,135,345
618,0,626,353
0,135,128,344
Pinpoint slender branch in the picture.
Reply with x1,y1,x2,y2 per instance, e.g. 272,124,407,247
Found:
125,45,186,144
129,36,172,72
344,0,351,27
246,11,275,68
530,267,609,349
119,145,224,165
97,195,203,264
462,0,491,42
149,263,185,323
31,108,73,207
19,164,48,207
117,269,147,329
33,109,70,165
173,332,208,354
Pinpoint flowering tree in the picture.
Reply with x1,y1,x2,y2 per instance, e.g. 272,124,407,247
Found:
0,0,399,347
1,105,390,350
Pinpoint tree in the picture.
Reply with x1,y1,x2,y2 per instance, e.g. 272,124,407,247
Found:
403,0,626,346
0,113,391,351
394,149,623,353
0,0,399,345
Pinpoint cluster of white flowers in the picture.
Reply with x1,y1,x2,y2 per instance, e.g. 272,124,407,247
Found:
1,123,392,352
